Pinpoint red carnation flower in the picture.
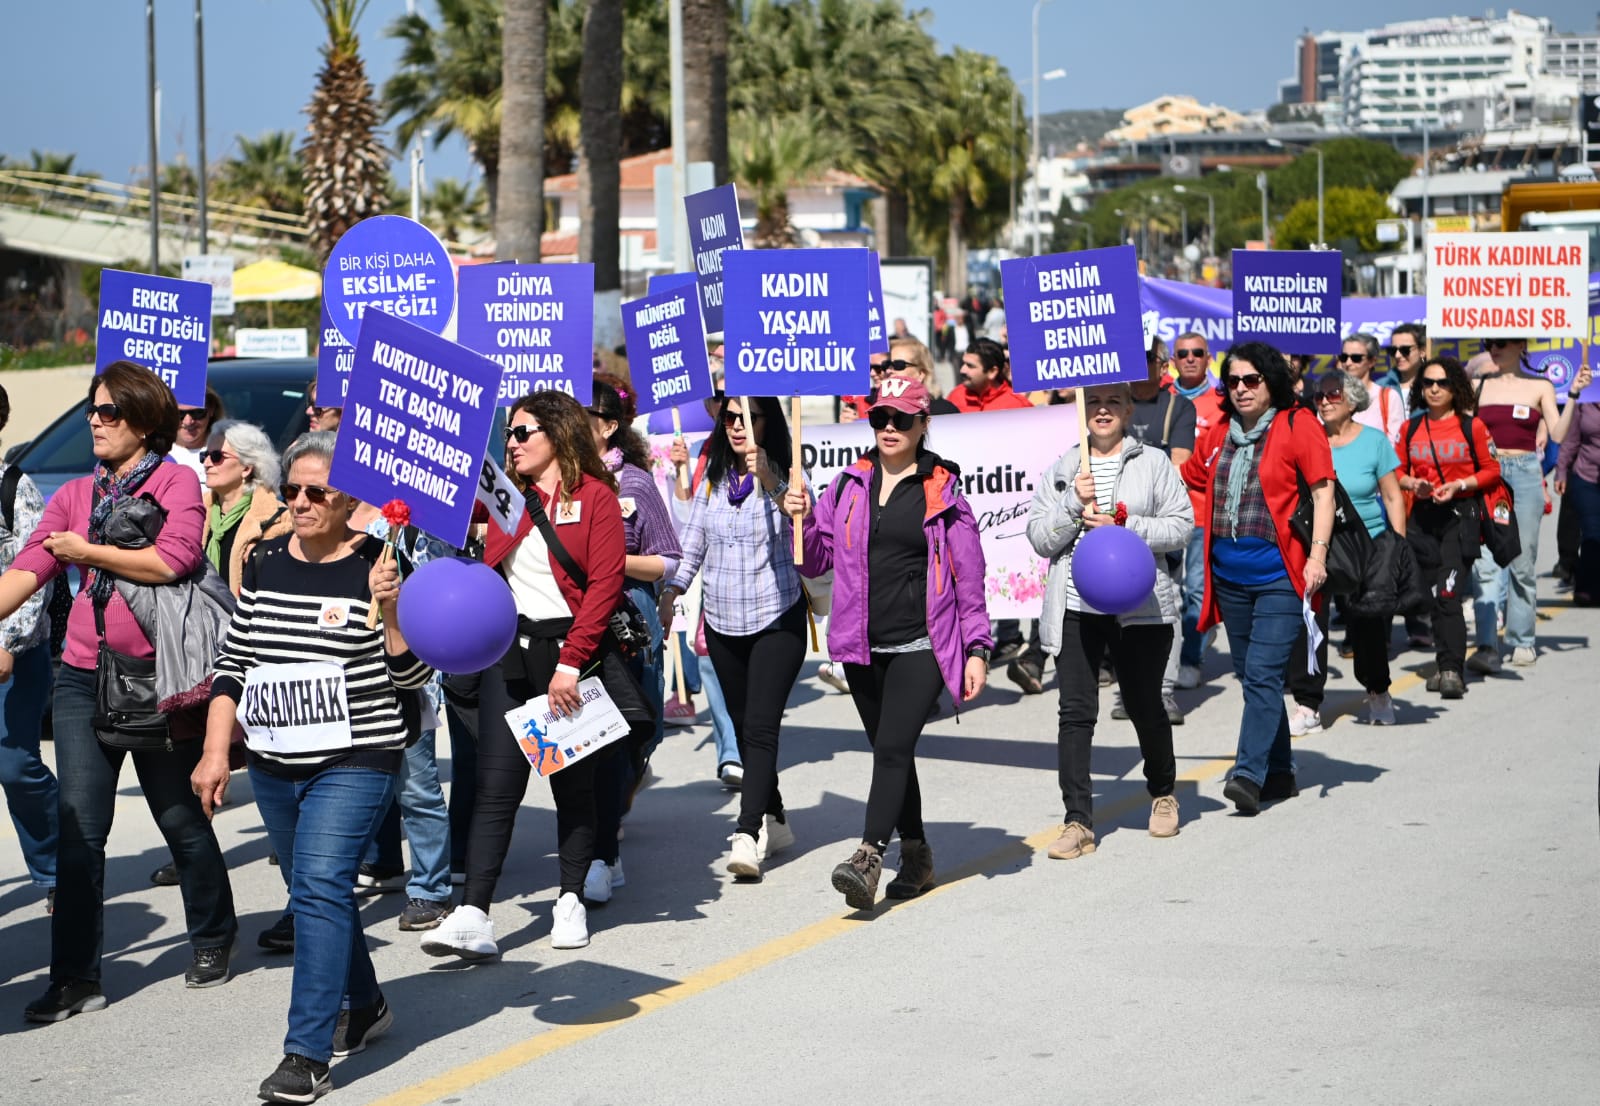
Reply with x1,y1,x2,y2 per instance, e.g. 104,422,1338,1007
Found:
381,499,411,528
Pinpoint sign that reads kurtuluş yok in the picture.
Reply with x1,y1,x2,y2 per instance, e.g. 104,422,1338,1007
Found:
1231,249,1343,354
683,184,743,333
329,310,501,548
1426,232,1589,338
457,263,595,405
95,269,213,405
324,215,457,345
622,285,713,415
720,248,872,397
1000,244,1148,392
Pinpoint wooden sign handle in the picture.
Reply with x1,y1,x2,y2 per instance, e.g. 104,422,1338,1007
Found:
790,395,804,567
672,632,690,705
365,541,393,629
1075,387,1095,513
671,407,689,492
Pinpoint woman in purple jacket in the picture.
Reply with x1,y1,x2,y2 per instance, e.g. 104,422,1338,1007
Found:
787,378,991,911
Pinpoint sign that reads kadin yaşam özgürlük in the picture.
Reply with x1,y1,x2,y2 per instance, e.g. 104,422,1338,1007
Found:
621,285,713,415
1000,244,1148,392
720,247,872,398
324,214,457,345
1426,231,1590,339
456,263,596,405
329,309,502,548
95,269,213,405
1231,249,1344,354
684,183,743,333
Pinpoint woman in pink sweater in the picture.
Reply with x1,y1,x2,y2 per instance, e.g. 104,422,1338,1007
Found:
0,361,237,1023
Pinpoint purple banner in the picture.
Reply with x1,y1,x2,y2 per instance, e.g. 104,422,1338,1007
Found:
1001,245,1148,392
456,263,595,405
622,286,714,415
1232,250,1343,355
684,184,744,333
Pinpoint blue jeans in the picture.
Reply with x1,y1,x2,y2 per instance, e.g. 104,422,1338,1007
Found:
698,652,740,769
365,728,452,902
1212,576,1299,786
51,664,236,983
1180,525,1213,667
626,581,666,758
1,644,56,887
250,764,392,1064
1473,451,1545,650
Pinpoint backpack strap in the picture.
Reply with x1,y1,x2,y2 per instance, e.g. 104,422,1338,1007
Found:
1161,390,1176,449
0,463,21,534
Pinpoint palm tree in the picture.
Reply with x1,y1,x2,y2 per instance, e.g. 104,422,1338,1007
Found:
496,0,546,262
382,0,504,222
218,131,304,213
27,150,80,176
302,0,389,263
425,177,484,242
682,0,729,183
579,0,623,302
730,111,844,248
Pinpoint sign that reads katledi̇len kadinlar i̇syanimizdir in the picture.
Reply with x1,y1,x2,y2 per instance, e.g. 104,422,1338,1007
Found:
1230,249,1343,355
1001,245,1149,392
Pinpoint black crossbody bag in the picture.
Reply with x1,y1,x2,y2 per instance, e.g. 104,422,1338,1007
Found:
532,512,653,657
92,599,173,750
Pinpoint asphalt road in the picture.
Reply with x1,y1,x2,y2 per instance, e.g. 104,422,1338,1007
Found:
1,516,1595,1105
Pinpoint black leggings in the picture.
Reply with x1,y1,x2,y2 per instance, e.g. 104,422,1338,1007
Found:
462,657,601,908
844,650,945,852
704,599,808,838
1288,603,1392,706
1054,612,1175,828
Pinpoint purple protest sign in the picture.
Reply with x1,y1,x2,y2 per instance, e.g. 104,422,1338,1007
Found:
95,269,212,405
316,301,354,405
648,271,698,297
329,310,501,548
866,252,889,355
1001,245,1147,392
721,248,872,398
457,263,595,405
622,286,713,415
324,215,456,345
684,184,744,333
1232,250,1343,354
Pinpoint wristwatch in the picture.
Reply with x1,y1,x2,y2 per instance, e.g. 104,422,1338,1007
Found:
966,645,991,664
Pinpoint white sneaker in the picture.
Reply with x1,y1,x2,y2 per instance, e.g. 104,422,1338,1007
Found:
1176,664,1202,690
1288,705,1323,736
550,892,589,949
757,813,795,860
419,904,498,960
1364,692,1396,726
718,762,744,788
816,662,850,695
1510,646,1537,667
727,832,761,878
583,860,614,904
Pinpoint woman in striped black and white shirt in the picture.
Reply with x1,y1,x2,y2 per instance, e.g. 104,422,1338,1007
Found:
191,431,432,1104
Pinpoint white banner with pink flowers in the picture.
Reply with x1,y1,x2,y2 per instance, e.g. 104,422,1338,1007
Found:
646,404,1076,619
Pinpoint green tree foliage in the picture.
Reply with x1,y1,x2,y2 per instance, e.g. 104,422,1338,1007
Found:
217,131,305,213
1267,137,1412,209
1276,186,1391,251
730,110,845,247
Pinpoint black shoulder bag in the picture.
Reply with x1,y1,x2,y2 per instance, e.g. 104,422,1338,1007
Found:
532,510,652,657
1284,410,1373,596
92,598,173,751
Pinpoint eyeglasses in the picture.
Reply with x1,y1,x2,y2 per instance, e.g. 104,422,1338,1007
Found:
179,408,209,423
85,403,124,423
1336,353,1368,364
201,449,236,465
721,411,764,428
1420,376,1452,390
1226,372,1264,391
868,408,920,431
1486,339,1520,350
306,403,336,418
280,483,333,504
1315,391,1345,404
504,424,544,444
870,359,911,375
1388,344,1418,358
1174,348,1208,360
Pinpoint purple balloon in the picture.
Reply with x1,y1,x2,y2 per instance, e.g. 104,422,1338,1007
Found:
1070,525,1157,615
397,557,518,675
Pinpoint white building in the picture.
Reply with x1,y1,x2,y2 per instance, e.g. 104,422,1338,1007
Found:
1543,23,1600,86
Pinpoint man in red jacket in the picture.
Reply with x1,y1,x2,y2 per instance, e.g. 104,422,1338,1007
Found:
948,338,1033,412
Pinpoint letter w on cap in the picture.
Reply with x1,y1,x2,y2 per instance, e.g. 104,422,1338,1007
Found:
879,377,912,398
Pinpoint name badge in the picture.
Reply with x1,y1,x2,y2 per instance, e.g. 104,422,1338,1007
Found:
556,500,582,525
618,496,637,519
240,661,353,755
1512,404,1531,420
318,600,349,628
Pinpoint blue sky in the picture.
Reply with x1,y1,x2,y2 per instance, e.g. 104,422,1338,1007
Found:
4,1,1597,188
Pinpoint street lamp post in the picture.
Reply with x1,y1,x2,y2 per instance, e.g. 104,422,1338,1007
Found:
1030,0,1059,256
1256,171,1269,246
146,0,159,271
194,0,208,253
1174,184,1215,254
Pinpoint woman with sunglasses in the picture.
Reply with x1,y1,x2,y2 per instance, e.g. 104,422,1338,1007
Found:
1399,357,1503,699
786,378,990,907
1182,342,1335,814
169,386,226,482
0,362,237,1022
1288,372,1408,729
191,431,431,1102
840,342,960,422
305,378,342,434
1339,335,1405,442
582,372,682,903
1465,337,1590,670
201,420,290,596
425,392,626,959
658,396,808,879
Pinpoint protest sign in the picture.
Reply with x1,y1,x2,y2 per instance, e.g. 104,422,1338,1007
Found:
475,456,523,537
324,214,456,345
457,263,595,404
865,252,890,355
684,183,744,333
329,309,500,548
505,678,630,778
1426,232,1588,339
316,301,355,405
1001,245,1147,393
236,328,308,358
1232,250,1343,354
622,285,713,416
95,269,213,405
182,254,234,315
721,248,872,398
239,661,351,756
649,271,698,296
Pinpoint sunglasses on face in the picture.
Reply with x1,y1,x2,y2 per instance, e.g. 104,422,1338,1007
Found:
868,408,920,431
201,449,236,465
1337,353,1368,364
280,483,333,504
85,403,123,423
1388,344,1417,357
1421,376,1452,390
871,359,911,375
1316,391,1345,404
179,408,208,423
1174,348,1207,360
504,424,544,444
306,403,335,417
1486,339,1520,350
721,411,763,429
1226,372,1264,390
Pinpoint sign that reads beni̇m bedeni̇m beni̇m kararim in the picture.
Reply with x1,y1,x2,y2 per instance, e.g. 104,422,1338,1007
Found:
1001,244,1148,392
457,263,596,405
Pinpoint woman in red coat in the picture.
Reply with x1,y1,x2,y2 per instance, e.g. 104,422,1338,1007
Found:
422,392,626,958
